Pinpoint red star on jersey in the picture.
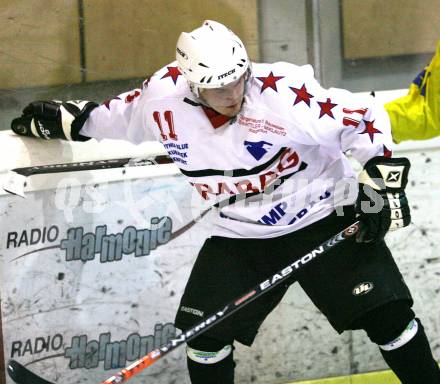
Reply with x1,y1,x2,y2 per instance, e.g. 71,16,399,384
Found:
161,66,182,85
143,76,151,89
125,90,141,103
383,145,392,157
256,71,284,93
102,96,121,110
359,119,382,142
289,83,314,107
317,98,337,119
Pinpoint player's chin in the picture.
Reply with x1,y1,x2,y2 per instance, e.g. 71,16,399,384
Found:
215,103,242,117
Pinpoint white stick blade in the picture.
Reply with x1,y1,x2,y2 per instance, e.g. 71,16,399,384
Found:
2,171,27,197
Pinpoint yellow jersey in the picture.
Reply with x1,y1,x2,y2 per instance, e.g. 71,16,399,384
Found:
385,41,439,143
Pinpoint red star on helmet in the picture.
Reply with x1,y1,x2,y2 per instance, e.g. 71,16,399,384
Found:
360,119,382,142
317,98,337,119
256,71,284,93
161,66,182,85
289,83,314,107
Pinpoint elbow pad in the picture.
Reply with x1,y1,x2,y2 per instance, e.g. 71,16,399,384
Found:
11,100,98,141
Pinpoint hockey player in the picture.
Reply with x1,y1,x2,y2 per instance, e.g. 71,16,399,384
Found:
10,21,440,384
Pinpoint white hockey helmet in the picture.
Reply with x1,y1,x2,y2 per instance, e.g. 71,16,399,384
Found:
176,20,250,95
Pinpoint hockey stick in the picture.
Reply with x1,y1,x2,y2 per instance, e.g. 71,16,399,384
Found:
2,154,173,197
8,220,360,384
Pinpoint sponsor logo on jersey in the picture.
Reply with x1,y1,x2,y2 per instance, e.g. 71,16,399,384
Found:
163,142,190,165
352,282,374,296
238,115,287,136
190,148,301,200
258,190,331,225
259,202,288,225
218,68,236,80
244,140,273,160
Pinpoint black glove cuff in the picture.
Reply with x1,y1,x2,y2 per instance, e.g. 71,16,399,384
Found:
70,102,98,141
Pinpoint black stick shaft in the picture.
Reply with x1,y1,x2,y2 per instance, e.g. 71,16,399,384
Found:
11,155,173,177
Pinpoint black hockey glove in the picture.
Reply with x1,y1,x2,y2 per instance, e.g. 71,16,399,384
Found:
355,156,411,243
11,100,98,141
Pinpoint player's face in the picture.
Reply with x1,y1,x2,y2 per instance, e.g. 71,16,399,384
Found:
200,76,245,117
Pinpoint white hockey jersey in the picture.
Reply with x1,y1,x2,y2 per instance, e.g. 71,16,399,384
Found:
80,61,393,238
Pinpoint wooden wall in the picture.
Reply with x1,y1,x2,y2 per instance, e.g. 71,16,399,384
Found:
3,0,438,89
342,0,440,59
0,0,259,88
1,1,82,88
83,0,259,81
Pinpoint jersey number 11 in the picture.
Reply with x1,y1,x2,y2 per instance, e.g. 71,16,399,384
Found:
153,111,178,141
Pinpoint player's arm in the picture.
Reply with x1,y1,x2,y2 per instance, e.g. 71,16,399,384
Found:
327,90,411,242
11,85,154,144
283,65,394,162
287,66,411,241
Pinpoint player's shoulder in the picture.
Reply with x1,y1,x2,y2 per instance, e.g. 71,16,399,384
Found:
252,62,316,87
248,62,316,113
250,62,317,100
141,60,191,101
